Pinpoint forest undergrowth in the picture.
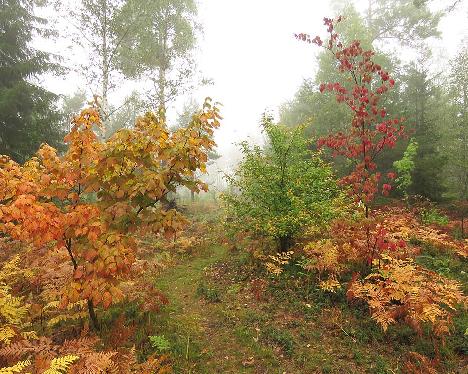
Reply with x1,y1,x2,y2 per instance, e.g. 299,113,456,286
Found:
143,201,467,373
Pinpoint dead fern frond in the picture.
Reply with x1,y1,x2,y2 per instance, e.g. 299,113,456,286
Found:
70,351,116,374
0,359,31,374
42,355,79,374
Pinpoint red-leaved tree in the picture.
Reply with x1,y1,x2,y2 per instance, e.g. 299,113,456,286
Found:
296,19,466,351
296,17,405,217
296,17,406,264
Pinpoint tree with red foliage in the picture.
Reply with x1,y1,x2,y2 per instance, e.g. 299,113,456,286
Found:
295,17,406,267
296,17,405,217
296,19,466,353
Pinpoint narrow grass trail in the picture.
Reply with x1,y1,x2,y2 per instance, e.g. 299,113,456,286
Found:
153,244,266,373
150,241,394,374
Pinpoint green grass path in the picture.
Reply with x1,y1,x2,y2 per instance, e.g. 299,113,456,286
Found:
153,245,256,373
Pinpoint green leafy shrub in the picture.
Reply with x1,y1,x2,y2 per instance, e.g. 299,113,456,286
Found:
421,207,449,226
393,138,418,201
149,335,171,352
222,115,342,252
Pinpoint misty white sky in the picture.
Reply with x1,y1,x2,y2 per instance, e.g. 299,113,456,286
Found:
39,0,468,172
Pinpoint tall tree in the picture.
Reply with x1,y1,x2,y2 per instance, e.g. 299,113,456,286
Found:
445,46,468,202
281,6,402,177
103,91,146,138
282,0,446,133
400,63,447,200
58,0,142,123
281,1,444,178
60,90,87,132
174,97,199,131
174,98,220,202
443,45,468,235
116,0,198,111
0,0,63,162
281,4,397,133
363,0,442,46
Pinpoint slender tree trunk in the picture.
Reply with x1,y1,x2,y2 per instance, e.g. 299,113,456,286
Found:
278,235,291,253
101,0,110,126
66,239,100,331
156,21,169,112
87,299,100,331
157,64,167,112
367,0,372,27
461,85,467,239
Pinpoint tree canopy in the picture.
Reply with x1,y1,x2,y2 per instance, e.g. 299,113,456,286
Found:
0,0,63,162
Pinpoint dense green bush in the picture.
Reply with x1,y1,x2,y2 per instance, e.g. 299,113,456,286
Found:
420,207,449,226
222,116,342,252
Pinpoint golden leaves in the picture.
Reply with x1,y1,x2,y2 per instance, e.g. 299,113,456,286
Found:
319,277,342,292
349,255,466,336
301,206,466,341
0,359,31,373
42,355,80,374
303,239,340,274
264,251,294,276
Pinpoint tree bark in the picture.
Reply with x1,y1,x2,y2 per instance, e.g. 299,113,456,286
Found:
101,0,110,126
66,239,100,331
87,298,100,331
278,235,291,253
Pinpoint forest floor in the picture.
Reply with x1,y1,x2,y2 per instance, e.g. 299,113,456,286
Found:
133,202,467,374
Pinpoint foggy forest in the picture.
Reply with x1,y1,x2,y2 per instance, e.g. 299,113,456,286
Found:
0,0,467,373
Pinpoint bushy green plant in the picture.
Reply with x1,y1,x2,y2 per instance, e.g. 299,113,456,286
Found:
149,335,171,352
222,115,342,252
393,138,418,201
421,207,449,226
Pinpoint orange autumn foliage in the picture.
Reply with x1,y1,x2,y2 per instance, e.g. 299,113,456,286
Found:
0,98,221,326
348,255,466,338
302,207,466,342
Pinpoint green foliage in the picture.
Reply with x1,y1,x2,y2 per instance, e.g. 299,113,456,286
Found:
363,0,442,45
420,207,449,226
149,335,171,352
0,0,63,162
175,98,200,131
443,46,468,202
222,115,341,252
116,0,198,109
104,91,146,138
282,2,449,189
400,65,448,201
261,326,295,357
393,138,418,198
62,0,126,123
60,90,87,131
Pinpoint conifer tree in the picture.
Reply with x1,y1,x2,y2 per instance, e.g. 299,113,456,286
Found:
0,0,63,162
